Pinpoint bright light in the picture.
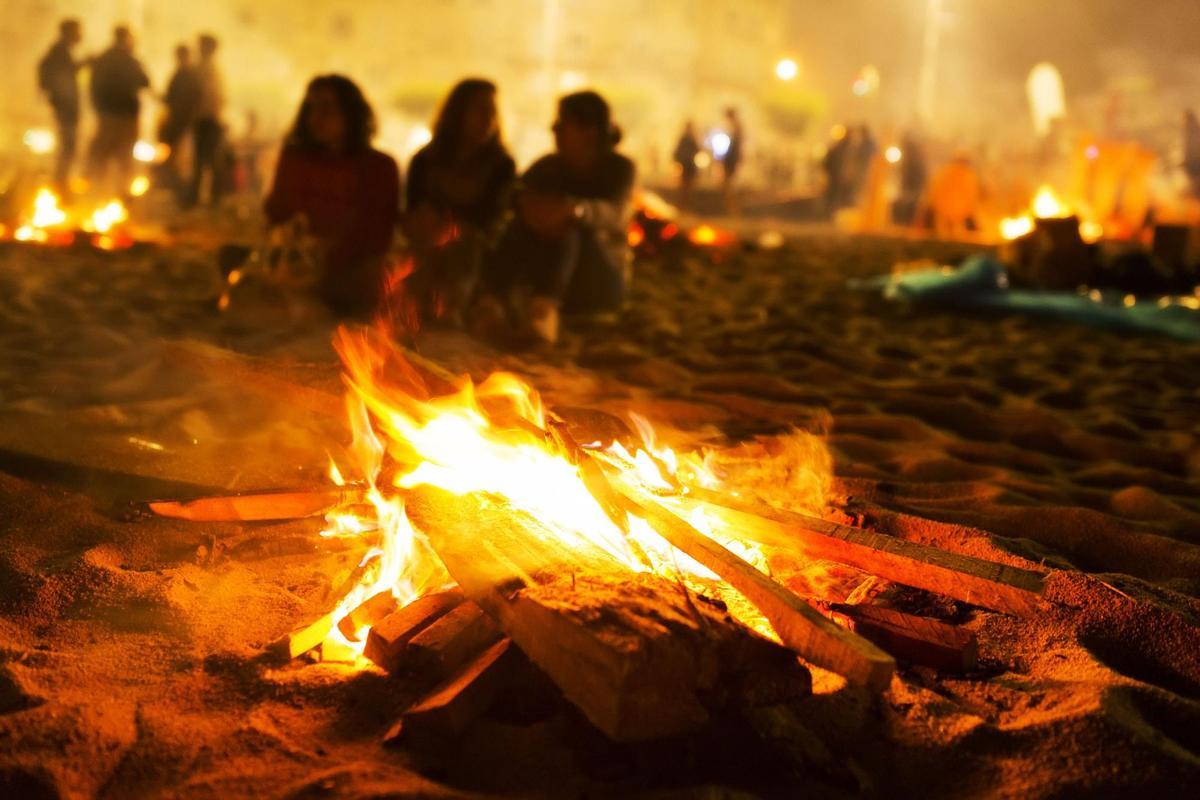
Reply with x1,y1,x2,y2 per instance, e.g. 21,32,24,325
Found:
830,124,847,141
709,131,731,160
129,176,150,197
775,58,799,81
1079,220,1104,243
885,146,903,164
694,151,712,169
405,125,432,155
31,188,68,228
1084,144,1100,161
132,140,159,163
23,128,56,155
85,199,129,234
852,64,881,97
1000,215,1034,240
1032,185,1068,219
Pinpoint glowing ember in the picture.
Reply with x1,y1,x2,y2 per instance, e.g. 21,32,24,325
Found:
129,176,151,197
85,200,129,234
1000,215,1034,241
688,224,736,247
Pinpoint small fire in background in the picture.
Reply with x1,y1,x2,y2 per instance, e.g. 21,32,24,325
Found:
129,176,151,197
23,128,56,155
3,186,137,250
999,184,1104,244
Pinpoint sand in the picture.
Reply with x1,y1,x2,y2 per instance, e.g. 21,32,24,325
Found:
0,225,1198,798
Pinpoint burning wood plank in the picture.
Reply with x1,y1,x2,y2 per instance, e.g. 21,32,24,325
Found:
679,486,1047,616
403,486,809,743
363,590,464,673
267,611,335,661
336,590,399,642
403,601,502,679
824,604,978,674
611,481,896,693
148,488,366,522
382,638,517,747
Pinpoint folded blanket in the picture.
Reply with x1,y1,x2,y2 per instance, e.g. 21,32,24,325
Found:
853,255,1200,342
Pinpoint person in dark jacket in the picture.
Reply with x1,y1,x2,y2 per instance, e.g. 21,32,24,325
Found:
404,78,516,325
158,44,200,195
673,120,701,212
482,90,635,343
264,75,400,317
37,19,86,190
86,26,149,193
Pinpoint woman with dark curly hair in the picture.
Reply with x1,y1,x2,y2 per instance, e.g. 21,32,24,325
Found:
264,74,400,316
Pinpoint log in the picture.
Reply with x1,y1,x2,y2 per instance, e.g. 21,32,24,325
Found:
336,590,399,642
825,604,978,674
680,486,1046,616
148,488,366,522
382,638,517,747
362,590,464,673
403,486,809,742
267,612,334,661
610,480,895,693
403,601,502,678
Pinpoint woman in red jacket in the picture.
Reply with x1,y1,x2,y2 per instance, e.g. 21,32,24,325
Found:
265,74,400,316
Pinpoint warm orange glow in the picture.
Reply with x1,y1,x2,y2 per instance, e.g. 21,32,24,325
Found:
1000,214,1034,240
316,328,836,659
688,224,736,247
129,176,151,197
84,200,129,234
627,221,645,248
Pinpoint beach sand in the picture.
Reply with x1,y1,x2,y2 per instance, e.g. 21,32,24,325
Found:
0,228,1197,797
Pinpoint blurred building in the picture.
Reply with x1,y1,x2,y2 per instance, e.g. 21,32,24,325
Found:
2,0,787,184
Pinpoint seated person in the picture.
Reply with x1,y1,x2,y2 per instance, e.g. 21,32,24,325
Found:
481,90,635,343
264,74,400,317
404,78,516,326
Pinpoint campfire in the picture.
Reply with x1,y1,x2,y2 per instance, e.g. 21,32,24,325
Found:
150,329,1048,746
1000,184,1104,244
2,186,137,251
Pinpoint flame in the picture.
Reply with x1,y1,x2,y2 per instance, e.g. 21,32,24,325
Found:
129,176,151,197
31,188,68,229
84,200,129,234
1000,214,1034,240
688,224,736,247
1032,185,1068,219
314,328,839,660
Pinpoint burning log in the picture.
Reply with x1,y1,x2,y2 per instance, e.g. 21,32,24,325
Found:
403,601,502,679
148,488,365,522
382,638,518,747
268,612,336,661
335,590,399,642
363,590,465,673
403,486,810,743
824,604,978,674
610,480,896,692
679,487,1046,616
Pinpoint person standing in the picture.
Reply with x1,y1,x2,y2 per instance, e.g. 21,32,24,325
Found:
188,34,225,207
1184,110,1200,199
87,26,149,193
672,120,701,212
159,44,201,196
37,19,86,191
721,107,743,215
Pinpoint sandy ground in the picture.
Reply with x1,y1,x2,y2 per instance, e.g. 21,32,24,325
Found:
0,222,1198,798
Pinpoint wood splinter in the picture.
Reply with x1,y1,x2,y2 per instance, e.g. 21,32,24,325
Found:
362,589,464,673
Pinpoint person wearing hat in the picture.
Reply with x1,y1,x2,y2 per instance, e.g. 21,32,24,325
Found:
480,90,635,343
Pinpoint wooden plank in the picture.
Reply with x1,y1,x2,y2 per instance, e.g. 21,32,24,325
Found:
403,486,810,742
826,604,978,674
336,590,399,642
148,488,365,522
267,612,334,661
680,486,1047,616
362,590,464,673
403,601,502,678
611,480,895,693
382,638,517,747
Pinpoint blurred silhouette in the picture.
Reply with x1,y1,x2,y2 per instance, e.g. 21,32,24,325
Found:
894,131,928,225
721,107,743,215
482,90,635,343
264,75,400,317
87,26,149,194
672,120,701,212
1184,110,1200,199
159,44,201,196
404,78,516,326
187,34,225,207
37,19,86,190
923,153,982,238
822,125,851,217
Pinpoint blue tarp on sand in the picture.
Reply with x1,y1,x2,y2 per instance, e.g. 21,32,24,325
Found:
854,254,1200,342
